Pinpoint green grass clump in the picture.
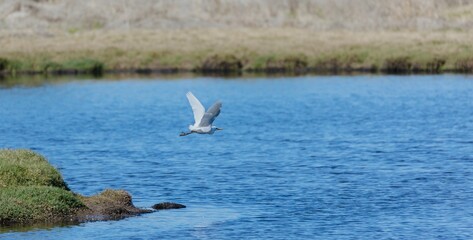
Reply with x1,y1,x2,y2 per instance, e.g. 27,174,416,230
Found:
0,186,85,224
0,149,69,189
62,58,104,75
41,61,64,72
0,149,86,225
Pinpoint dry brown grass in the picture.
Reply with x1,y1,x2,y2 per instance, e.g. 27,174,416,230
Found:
1,29,473,73
3,0,473,31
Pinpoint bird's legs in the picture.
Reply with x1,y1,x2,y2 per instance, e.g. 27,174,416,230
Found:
179,131,193,137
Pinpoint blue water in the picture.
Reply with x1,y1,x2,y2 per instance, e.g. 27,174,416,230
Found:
1,75,473,239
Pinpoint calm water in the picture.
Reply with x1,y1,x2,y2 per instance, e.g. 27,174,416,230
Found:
1,75,473,239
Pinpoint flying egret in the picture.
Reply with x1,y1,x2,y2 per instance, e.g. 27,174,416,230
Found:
180,92,223,136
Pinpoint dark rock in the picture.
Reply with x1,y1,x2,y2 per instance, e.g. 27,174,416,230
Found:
152,202,186,210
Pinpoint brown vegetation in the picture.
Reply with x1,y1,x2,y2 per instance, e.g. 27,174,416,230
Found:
2,1,473,75
455,58,473,72
76,190,152,222
2,0,473,31
1,29,473,74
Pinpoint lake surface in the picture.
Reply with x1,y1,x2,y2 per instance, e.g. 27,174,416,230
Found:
1,74,473,239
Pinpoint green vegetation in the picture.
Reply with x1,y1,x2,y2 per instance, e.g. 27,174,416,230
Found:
0,149,150,226
0,149,69,189
0,57,104,76
61,58,104,75
0,149,83,225
0,186,84,224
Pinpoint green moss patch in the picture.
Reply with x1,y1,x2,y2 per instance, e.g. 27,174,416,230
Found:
0,149,151,226
0,186,84,225
0,149,82,225
62,58,104,74
0,149,69,189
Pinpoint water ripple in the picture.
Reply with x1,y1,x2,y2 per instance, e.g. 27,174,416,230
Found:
1,75,473,239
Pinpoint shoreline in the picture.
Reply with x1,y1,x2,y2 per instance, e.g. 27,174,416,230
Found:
2,29,473,76
1,65,472,78
1,67,471,89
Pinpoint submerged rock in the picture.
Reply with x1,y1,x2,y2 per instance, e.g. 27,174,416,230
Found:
152,202,186,210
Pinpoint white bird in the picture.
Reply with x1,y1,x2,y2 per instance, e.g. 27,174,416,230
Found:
180,92,223,136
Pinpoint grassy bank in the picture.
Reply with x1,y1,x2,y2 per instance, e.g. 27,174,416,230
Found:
0,150,70,189
1,29,473,75
0,149,82,224
0,186,85,224
0,149,150,226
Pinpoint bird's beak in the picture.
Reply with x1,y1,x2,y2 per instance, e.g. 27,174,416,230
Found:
216,128,223,131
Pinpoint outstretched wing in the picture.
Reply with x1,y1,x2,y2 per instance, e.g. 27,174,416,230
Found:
199,101,222,127
186,92,205,125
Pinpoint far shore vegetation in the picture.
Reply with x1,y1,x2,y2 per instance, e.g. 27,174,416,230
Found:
1,29,473,76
